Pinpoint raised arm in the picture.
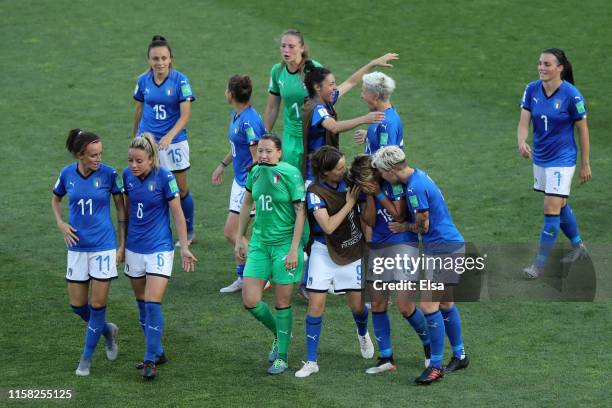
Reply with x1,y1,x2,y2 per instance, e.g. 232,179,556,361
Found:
321,111,385,134
337,53,399,96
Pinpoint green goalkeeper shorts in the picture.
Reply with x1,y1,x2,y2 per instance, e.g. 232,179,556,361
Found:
243,238,304,285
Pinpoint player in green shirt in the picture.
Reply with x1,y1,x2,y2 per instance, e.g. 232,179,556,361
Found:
235,134,307,375
264,29,399,171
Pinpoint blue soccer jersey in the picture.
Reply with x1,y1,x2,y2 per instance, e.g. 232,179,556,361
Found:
307,179,347,244
306,91,339,180
229,106,265,187
53,163,123,251
520,80,587,167
134,69,195,143
405,169,463,251
371,181,418,244
123,167,180,253
365,106,403,155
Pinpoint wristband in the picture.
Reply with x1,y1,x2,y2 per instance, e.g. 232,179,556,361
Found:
375,192,386,202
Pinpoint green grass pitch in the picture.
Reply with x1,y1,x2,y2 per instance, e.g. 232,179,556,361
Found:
1,0,611,406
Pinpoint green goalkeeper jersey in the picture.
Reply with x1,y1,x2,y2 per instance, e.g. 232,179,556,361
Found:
246,162,306,245
268,60,323,137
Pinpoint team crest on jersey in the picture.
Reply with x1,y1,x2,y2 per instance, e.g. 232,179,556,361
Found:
166,87,173,96
273,173,280,184
93,178,101,189
148,182,156,192
554,99,562,110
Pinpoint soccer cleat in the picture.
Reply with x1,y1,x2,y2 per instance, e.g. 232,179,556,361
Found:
297,284,309,300
444,355,470,373
268,338,279,363
358,331,375,359
560,244,588,263
219,277,243,293
142,360,157,380
295,361,319,378
267,358,288,375
415,366,444,385
366,356,397,374
424,344,432,368
135,353,167,370
75,355,91,376
104,322,119,361
175,231,195,248
523,264,543,279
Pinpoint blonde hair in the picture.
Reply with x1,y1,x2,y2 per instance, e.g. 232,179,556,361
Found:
362,72,396,102
347,154,378,187
371,146,406,172
130,132,160,170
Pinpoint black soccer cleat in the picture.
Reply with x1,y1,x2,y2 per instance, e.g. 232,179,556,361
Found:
142,360,157,380
444,355,470,373
414,366,444,385
136,353,167,370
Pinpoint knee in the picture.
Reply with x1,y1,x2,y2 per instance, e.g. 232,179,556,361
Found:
397,301,416,317
242,294,259,309
419,303,438,315
439,301,454,310
308,302,325,317
370,300,388,313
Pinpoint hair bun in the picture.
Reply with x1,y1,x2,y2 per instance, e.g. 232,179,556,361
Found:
152,35,166,42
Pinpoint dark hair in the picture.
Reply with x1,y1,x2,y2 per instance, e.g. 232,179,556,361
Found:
228,75,253,103
65,128,100,157
280,29,310,71
247,133,282,172
346,154,378,188
311,146,343,181
147,35,173,63
304,64,332,98
542,48,574,85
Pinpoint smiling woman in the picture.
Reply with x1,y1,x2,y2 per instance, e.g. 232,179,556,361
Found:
50,128,126,377
132,35,197,246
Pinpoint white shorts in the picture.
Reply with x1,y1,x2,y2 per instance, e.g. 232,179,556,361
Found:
66,249,118,282
229,179,255,215
306,241,362,292
124,249,174,279
159,140,191,172
533,164,575,197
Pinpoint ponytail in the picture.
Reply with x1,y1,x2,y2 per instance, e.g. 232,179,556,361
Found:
543,48,574,85
65,128,100,157
130,132,160,170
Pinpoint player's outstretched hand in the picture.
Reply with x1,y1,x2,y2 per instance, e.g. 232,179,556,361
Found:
354,129,367,144
371,53,399,68
285,249,298,271
212,164,224,185
580,163,592,184
181,247,197,272
364,111,385,124
58,221,79,247
518,142,532,159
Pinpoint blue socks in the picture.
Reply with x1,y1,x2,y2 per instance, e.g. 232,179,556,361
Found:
181,192,195,234
535,214,560,268
71,304,110,335
137,299,147,334
424,311,445,369
144,302,164,363
352,306,369,336
560,204,582,246
236,264,245,279
305,314,322,362
372,311,392,358
405,308,431,346
440,305,465,358
83,306,106,359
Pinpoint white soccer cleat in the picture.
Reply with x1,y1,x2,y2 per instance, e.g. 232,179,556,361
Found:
560,244,588,263
523,264,543,279
104,322,119,361
358,331,375,359
220,277,243,293
366,356,397,374
75,356,91,376
295,361,319,378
